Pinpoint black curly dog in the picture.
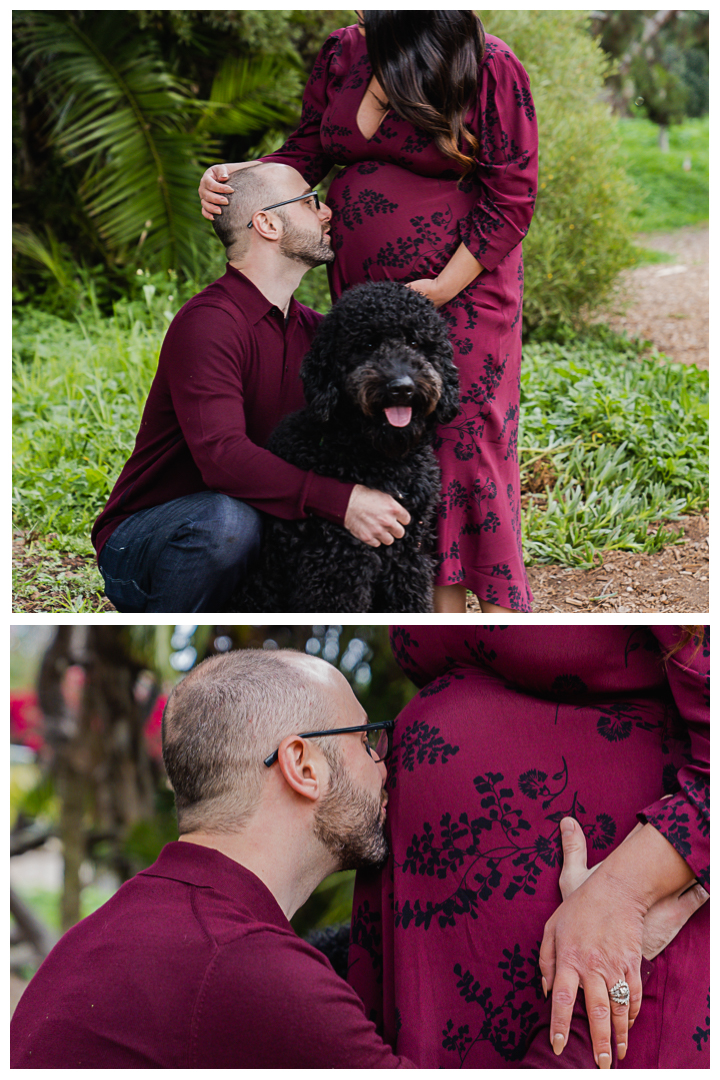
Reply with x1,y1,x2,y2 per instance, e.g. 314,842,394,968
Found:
235,281,459,613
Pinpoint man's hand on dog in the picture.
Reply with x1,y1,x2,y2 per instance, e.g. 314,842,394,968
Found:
345,485,411,546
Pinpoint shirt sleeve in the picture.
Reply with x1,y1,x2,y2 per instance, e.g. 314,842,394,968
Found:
260,31,343,186
636,627,710,890
458,45,539,273
162,305,352,525
192,928,416,1068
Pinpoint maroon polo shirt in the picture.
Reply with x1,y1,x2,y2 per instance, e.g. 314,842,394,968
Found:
91,266,353,558
10,842,414,1069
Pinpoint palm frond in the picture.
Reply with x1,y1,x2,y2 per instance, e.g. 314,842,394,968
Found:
14,11,218,271
198,55,303,136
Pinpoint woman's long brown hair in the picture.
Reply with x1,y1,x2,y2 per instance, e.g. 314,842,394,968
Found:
665,625,705,661
363,11,485,178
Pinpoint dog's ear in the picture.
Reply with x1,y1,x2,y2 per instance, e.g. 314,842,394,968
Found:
305,378,340,424
434,344,461,425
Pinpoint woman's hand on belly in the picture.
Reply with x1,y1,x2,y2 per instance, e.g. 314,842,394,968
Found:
541,817,701,1067
559,817,708,966
406,241,485,308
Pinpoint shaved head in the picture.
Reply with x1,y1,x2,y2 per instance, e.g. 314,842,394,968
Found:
162,648,342,834
211,162,303,261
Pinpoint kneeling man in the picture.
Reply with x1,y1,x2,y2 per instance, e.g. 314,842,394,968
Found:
92,164,409,612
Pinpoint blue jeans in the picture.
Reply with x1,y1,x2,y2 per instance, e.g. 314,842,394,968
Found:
98,492,263,612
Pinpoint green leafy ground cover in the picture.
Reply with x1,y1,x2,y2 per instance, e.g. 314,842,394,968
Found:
520,330,708,567
13,297,708,610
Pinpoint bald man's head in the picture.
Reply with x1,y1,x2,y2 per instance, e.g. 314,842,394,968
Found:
162,648,341,834
210,162,300,261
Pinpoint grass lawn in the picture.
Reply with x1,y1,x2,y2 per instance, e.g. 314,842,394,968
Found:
617,116,708,232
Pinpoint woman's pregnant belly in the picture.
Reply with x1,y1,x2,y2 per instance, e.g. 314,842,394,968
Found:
326,160,478,296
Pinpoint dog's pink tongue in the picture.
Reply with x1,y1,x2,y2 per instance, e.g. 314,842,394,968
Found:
384,406,413,428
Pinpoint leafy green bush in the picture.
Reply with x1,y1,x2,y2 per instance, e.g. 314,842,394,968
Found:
480,10,637,337
520,329,709,566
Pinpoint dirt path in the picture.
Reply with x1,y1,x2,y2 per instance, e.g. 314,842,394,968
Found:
600,224,708,368
470,224,709,614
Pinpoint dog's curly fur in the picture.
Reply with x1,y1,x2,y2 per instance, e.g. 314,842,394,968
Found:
235,281,460,613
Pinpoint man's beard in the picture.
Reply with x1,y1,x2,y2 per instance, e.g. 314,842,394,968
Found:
277,212,335,268
313,756,389,871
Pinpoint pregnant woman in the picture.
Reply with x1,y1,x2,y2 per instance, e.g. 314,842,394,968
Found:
199,11,538,613
348,625,709,1068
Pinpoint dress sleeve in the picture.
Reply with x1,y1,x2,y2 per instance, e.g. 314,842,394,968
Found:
638,627,710,890
457,45,539,273
260,32,342,187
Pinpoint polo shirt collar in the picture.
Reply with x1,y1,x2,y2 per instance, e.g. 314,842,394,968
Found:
139,841,290,930
224,263,299,326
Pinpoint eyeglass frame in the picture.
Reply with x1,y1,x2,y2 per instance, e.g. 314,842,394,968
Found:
263,719,394,768
246,191,321,229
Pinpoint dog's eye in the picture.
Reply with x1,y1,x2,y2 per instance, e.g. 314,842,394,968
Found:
408,337,419,347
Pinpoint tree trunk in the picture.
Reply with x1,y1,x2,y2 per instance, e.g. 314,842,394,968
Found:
37,626,86,930
616,11,678,77
36,626,161,930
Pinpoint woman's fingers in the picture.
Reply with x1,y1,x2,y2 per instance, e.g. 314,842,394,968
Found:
558,817,592,900
198,165,235,218
581,973,615,1068
537,921,557,996
547,966,579,1056
641,881,708,960
608,981,631,1061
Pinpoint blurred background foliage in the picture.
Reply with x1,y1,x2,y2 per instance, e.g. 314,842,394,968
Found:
10,624,416,971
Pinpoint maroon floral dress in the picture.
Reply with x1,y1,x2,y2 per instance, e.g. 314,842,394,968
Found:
263,25,538,610
349,625,710,1068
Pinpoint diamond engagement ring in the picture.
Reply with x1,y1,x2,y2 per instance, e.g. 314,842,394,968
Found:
609,980,630,1007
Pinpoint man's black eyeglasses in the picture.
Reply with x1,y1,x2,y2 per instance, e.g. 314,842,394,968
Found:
247,191,321,229
263,720,394,768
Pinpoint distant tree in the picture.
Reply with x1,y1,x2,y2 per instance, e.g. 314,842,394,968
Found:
35,626,161,929
590,10,709,146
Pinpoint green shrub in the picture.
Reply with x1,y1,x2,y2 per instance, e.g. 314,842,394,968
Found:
480,10,637,337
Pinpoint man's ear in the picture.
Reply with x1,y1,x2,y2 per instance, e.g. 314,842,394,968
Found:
275,736,324,802
251,210,281,242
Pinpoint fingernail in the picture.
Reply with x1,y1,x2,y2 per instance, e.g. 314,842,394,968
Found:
629,1018,635,1029
598,1052,611,1068
542,977,548,999
618,1042,626,1060
560,817,574,836
697,885,709,901
552,1033,564,1055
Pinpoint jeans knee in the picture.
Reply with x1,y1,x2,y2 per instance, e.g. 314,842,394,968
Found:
200,496,263,572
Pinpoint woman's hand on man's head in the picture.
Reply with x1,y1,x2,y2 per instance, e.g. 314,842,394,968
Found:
199,163,255,220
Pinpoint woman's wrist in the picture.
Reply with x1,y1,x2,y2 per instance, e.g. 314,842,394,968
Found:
596,822,695,912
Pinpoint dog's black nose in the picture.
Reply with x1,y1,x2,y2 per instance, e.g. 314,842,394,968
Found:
387,375,414,404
